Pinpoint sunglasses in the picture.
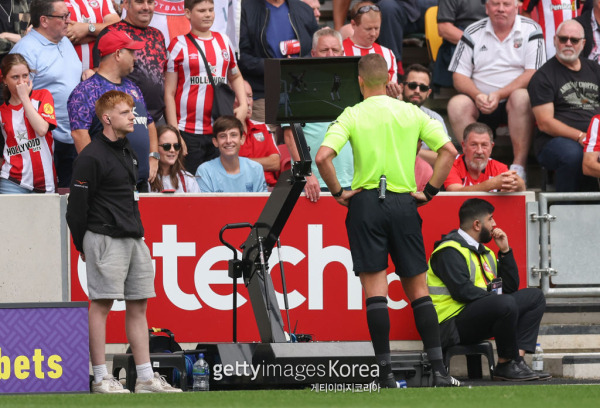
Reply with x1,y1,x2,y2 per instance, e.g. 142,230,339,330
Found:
557,36,583,45
353,5,380,19
159,143,182,151
403,82,430,92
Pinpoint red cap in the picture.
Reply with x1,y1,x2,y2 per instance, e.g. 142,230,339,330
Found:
97,31,145,57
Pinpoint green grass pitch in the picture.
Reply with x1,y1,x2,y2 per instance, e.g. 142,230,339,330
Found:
1,385,600,408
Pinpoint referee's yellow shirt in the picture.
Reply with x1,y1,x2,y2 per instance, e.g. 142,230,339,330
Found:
322,95,450,192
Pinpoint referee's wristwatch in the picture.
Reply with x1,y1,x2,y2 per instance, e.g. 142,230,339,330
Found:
332,187,344,197
149,152,160,160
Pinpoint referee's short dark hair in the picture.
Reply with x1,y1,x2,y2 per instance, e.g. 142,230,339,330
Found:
459,198,495,229
358,54,388,87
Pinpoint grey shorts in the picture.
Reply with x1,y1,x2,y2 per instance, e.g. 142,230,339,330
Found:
83,231,156,301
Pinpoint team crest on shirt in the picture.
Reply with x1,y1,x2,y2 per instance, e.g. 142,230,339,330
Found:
129,89,139,99
222,50,230,61
253,132,265,142
514,37,523,48
89,0,100,8
43,103,54,116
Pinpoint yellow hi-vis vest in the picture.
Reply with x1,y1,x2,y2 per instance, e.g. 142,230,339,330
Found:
427,240,497,323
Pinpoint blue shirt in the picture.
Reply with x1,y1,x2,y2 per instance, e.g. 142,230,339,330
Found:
265,2,296,58
11,29,82,144
284,122,354,189
195,157,268,192
67,74,153,182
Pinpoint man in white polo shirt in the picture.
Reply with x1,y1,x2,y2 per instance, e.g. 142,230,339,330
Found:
446,0,546,182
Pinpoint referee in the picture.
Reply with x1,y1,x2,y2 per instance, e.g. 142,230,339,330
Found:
316,54,459,388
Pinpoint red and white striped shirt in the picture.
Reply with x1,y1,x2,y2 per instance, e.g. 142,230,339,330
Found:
0,89,57,193
66,0,117,71
523,0,578,59
342,37,398,83
166,31,238,135
584,114,600,153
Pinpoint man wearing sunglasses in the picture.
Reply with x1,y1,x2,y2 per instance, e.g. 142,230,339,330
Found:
447,0,545,183
400,64,449,166
11,0,83,188
528,19,600,192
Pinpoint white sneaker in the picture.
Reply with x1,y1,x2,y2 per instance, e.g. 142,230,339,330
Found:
92,375,131,394
135,372,183,393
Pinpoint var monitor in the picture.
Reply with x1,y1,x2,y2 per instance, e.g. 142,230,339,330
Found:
264,57,362,124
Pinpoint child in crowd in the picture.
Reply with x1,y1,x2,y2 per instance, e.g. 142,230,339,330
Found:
150,124,200,193
0,54,57,194
196,116,267,192
164,0,247,174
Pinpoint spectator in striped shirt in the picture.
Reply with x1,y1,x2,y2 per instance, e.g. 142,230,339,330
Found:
0,53,57,194
164,0,247,174
341,2,402,99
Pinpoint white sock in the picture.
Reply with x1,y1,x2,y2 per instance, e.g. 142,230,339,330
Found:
136,362,154,381
92,364,108,384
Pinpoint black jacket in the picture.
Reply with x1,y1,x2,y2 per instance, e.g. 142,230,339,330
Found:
66,133,144,253
429,230,520,304
238,0,319,99
575,10,594,59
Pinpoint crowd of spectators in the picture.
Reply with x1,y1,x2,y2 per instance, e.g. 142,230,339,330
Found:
0,0,599,195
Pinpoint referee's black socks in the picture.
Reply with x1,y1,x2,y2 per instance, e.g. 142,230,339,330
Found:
411,296,448,376
365,296,393,379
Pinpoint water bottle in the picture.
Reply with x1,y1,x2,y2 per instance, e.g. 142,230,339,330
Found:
192,353,210,391
396,380,408,388
532,343,544,373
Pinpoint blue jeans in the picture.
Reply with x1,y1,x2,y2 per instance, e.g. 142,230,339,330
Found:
536,137,588,192
0,178,33,194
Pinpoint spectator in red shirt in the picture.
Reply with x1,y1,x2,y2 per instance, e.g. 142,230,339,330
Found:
236,80,280,187
444,122,525,192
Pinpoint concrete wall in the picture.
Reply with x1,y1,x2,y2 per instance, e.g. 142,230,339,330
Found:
0,194,68,302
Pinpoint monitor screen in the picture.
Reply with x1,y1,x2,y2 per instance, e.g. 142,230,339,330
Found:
264,57,362,124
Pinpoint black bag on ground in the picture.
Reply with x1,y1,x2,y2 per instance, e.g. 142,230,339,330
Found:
126,328,182,353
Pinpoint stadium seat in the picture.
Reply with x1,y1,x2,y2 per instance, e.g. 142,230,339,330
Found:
425,6,443,62
443,340,495,380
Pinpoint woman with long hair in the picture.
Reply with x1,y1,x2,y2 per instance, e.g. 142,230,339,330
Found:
0,53,56,193
150,124,200,193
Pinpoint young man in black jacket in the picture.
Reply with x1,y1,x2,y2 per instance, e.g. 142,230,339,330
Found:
427,198,548,381
67,90,182,394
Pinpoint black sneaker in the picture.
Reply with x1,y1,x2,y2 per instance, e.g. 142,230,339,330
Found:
517,360,552,380
494,360,539,381
433,371,461,387
378,372,399,388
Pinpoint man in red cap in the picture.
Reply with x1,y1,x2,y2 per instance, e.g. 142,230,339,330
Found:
68,30,160,191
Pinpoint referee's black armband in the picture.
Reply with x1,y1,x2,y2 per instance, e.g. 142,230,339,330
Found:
423,183,440,201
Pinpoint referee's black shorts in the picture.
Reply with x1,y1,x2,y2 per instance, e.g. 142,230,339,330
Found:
346,189,427,277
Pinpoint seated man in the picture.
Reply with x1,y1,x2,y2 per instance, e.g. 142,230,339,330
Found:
196,116,268,192
283,27,354,202
400,63,448,166
447,0,546,181
237,81,281,187
528,19,600,192
434,0,487,88
342,1,401,97
427,198,548,381
444,122,525,192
